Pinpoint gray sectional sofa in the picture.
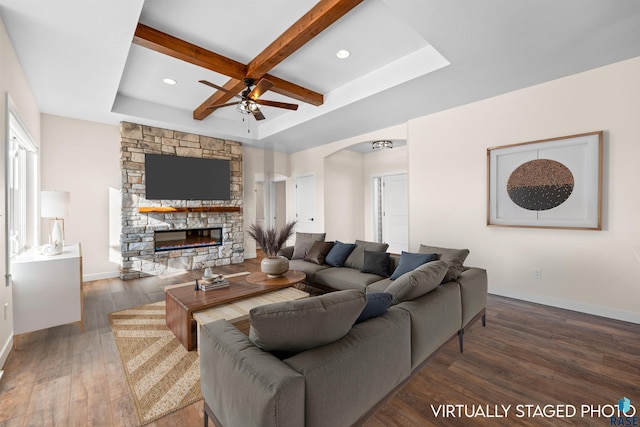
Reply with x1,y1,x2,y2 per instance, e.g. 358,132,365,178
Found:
199,237,487,427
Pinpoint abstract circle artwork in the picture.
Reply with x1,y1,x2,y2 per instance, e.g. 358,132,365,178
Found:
506,159,574,211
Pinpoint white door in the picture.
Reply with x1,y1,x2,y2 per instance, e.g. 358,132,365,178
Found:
295,175,316,232
381,174,408,254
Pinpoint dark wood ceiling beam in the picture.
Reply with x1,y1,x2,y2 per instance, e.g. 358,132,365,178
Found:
133,23,324,119
133,23,247,79
246,0,365,79
196,0,362,118
266,75,323,106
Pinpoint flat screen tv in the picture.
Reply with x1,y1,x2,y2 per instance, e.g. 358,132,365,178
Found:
144,154,231,200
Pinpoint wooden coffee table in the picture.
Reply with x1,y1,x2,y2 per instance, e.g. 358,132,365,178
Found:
165,270,306,350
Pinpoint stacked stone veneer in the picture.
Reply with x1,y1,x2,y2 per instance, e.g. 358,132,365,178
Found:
120,122,244,280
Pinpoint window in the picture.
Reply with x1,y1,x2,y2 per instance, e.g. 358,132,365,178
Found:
7,111,38,257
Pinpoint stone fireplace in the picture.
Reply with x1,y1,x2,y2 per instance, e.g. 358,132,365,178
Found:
119,122,244,280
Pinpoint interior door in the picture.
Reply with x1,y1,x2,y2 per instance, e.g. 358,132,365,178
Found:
381,174,408,254
295,175,316,233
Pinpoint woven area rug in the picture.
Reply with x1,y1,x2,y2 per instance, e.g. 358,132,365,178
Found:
109,301,202,425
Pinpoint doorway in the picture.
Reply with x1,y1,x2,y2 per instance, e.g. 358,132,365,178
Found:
254,173,287,230
295,174,316,233
373,173,408,254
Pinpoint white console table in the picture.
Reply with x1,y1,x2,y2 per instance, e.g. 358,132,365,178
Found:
12,243,83,348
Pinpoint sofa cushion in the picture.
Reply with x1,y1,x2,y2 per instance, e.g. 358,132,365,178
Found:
315,268,383,292
292,232,326,260
303,241,334,265
366,278,391,293
390,251,438,280
418,244,470,282
289,259,331,282
385,260,448,304
249,290,366,353
325,241,356,267
355,292,393,323
344,240,389,270
360,250,390,277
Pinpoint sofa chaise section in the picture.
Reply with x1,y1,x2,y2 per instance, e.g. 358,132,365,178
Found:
200,320,305,427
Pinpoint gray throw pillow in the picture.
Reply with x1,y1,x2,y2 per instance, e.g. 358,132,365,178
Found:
418,244,470,283
385,260,448,304
249,290,367,353
343,240,389,270
292,232,326,259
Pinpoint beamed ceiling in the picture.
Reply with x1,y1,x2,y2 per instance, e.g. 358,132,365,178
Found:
1,0,640,152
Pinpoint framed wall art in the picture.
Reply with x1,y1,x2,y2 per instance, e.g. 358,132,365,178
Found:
487,131,603,230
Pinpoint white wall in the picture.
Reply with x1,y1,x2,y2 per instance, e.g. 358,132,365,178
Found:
40,114,120,280
324,150,364,242
408,56,640,323
0,16,41,367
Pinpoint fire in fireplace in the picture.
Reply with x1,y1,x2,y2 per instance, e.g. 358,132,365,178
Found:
154,228,223,252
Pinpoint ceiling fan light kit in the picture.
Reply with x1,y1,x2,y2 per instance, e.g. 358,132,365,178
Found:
237,99,259,115
199,77,297,121
372,140,393,150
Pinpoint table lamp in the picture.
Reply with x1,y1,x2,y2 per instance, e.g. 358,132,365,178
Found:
41,190,70,245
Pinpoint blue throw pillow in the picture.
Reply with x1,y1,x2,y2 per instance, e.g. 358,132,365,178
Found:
325,241,356,267
390,251,438,280
355,292,393,323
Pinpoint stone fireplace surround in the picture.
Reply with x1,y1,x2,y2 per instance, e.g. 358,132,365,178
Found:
120,122,244,280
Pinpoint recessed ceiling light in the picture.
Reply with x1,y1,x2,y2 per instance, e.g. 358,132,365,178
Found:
336,49,350,59
162,78,177,85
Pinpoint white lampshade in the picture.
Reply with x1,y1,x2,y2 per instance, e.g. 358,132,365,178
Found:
41,191,70,218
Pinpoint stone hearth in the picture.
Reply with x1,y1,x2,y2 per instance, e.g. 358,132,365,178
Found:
119,122,244,280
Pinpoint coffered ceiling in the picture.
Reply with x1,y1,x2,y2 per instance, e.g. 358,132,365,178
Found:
1,0,640,153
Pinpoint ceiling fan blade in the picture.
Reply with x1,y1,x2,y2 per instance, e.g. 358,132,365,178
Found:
199,80,242,98
254,99,299,110
252,107,266,121
248,78,274,100
205,101,239,110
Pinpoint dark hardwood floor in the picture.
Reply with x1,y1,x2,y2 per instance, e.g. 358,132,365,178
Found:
0,258,638,426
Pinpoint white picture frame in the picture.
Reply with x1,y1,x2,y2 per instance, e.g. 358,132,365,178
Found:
487,131,603,230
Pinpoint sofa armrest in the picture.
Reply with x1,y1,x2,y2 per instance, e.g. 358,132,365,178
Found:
458,267,488,328
200,319,305,427
278,245,294,260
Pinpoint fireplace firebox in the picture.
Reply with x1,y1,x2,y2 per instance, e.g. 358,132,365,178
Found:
154,228,223,252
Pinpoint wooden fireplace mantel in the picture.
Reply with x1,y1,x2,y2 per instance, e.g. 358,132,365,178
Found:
138,206,241,213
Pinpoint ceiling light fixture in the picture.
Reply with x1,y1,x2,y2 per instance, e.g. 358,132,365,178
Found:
236,99,259,115
162,78,177,85
336,49,350,59
372,140,393,150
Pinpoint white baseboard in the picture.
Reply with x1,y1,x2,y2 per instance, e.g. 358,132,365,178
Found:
83,271,120,282
490,289,640,325
0,332,13,370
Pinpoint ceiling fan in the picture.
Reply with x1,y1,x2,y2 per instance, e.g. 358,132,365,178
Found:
198,78,298,120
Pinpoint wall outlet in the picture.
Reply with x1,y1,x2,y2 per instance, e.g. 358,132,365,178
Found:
532,268,542,279
4,303,8,320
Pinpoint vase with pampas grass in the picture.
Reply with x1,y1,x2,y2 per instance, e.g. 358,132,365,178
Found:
248,221,296,278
